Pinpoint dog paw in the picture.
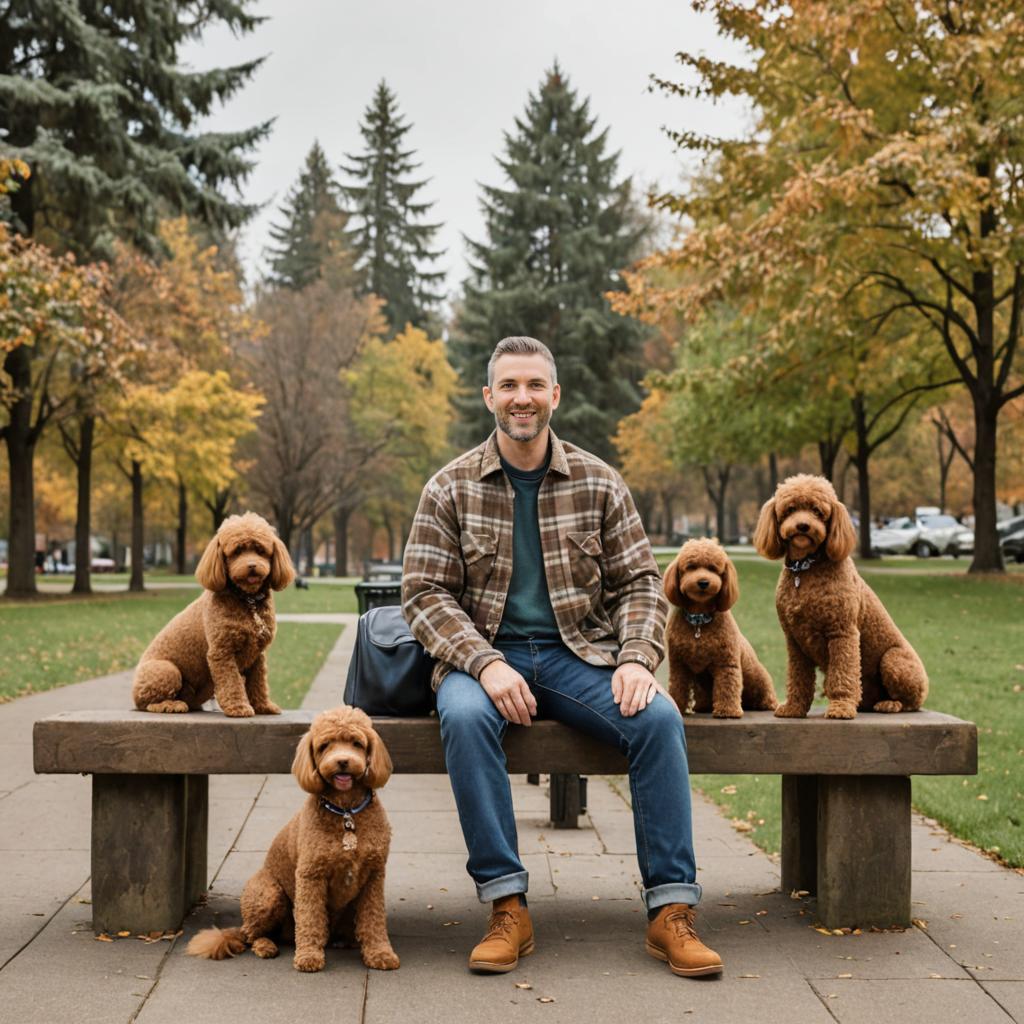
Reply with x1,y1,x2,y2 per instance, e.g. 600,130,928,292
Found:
363,947,400,970
712,706,743,719
824,701,857,719
253,702,282,715
774,703,807,718
222,703,256,718
872,700,903,713
251,937,278,959
146,700,189,714
293,949,325,972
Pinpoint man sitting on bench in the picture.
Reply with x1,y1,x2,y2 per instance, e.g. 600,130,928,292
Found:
402,336,722,978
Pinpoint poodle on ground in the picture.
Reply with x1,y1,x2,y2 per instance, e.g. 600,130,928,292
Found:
131,512,294,717
753,474,928,719
663,538,777,718
187,706,399,972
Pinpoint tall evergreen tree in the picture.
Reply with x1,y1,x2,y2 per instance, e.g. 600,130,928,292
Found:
340,81,444,332
266,141,350,290
449,66,649,463
0,0,268,597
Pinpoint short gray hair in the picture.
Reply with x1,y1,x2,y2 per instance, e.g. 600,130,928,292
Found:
487,336,558,388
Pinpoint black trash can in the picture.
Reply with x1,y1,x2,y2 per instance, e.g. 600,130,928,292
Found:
355,580,402,615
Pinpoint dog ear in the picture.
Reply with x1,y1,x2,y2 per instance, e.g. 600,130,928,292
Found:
662,558,685,607
716,559,740,611
195,533,227,591
269,535,296,591
752,499,784,560
826,502,857,562
363,727,393,789
291,734,322,794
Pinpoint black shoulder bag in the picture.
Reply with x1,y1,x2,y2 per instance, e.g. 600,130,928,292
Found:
343,605,436,716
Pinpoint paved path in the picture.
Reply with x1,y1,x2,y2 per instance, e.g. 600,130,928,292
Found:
0,617,1021,1023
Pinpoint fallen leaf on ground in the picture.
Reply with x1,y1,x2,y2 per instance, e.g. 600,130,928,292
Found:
96,934,113,942
538,996,556,1003
838,973,852,978
814,927,833,936
912,919,928,930
738,974,760,979
515,982,533,990
721,785,737,795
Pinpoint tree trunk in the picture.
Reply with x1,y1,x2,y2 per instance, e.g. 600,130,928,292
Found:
662,491,675,543
701,465,731,543
768,451,779,494
852,397,875,560
969,401,1003,572
130,460,145,592
3,347,38,597
72,415,95,595
176,478,188,576
333,506,350,577
302,526,314,574
818,437,840,483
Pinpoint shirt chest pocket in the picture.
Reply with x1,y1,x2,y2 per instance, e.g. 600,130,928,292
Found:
567,529,602,593
461,530,498,592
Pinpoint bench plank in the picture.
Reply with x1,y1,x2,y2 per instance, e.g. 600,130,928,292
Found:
33,708,977,777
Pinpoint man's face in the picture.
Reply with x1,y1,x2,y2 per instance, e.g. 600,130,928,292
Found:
483,353,561,443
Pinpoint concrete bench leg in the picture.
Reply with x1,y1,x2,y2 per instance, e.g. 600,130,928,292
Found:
816,775,911,929
91,773,209,935
550,772,582,828
781,774,818,895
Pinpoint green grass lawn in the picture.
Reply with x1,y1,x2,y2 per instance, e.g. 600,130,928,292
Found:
653,555,1024,868
0,581,356,706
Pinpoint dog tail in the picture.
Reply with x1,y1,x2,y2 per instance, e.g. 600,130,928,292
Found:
186,926,247,960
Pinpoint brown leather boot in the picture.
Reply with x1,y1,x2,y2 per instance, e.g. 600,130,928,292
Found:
645,904,723,977
468,895,535,973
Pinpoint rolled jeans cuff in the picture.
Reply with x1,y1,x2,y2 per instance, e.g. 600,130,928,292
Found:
642,881,702,911
475,870,529,904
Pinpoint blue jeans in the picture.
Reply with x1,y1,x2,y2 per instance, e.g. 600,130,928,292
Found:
436,639,702,911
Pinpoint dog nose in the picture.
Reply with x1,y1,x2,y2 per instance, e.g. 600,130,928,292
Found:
797,522,809,532
697,579,710,590
337,759,349,771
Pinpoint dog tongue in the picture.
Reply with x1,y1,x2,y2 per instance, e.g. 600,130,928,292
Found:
332,773,353,791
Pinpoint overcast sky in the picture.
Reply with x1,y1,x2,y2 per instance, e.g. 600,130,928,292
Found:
183,0,750,296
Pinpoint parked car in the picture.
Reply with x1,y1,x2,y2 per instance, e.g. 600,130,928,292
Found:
1001,527,1024,563
870,516,921,555
915,513,974,557
997,514,1024,540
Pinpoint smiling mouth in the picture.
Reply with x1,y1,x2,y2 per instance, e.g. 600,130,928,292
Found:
332,773,353,791
245,573,263,585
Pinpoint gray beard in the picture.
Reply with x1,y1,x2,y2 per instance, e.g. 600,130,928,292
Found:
494,405,551,443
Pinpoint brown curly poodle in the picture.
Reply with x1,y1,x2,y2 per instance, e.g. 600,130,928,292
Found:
663,538,777,718
131,512,295,717
753,474,929,719
187,706,400,972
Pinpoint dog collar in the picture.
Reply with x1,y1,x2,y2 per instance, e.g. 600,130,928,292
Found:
785,552,818,588
682,610,714,639
227,580,269,606
319,792,374,830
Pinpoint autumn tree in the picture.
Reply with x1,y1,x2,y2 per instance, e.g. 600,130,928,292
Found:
0,226,133,595
341,81,445,333
449,66,650,463
642,0,1024,571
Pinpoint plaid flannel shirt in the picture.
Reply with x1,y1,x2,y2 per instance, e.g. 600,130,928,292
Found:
401,429,667,690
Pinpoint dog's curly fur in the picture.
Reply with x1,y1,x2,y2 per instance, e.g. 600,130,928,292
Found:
753,474,929,719
131,512,295,717
187,706,400,972
663,539,777,718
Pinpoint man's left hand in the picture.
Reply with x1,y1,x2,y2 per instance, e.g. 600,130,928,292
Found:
611,662,661,717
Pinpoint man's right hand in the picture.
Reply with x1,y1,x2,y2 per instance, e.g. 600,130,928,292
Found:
479,660,538,726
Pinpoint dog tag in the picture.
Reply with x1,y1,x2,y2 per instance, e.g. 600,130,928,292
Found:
343,832,358,851
694,627,702,639
794,576,801,589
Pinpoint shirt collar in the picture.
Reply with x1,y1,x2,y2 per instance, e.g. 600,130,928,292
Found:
477,428,570,480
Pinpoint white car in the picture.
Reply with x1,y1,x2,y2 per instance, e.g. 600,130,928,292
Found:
870,517,921,555
915,513,974,557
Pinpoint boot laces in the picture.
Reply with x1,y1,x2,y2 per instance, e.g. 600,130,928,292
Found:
485,910,516,940
666,908,697,940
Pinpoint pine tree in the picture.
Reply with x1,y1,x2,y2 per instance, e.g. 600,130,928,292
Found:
0,0,268,596
266,141,350,290
340,81,444,332
448,66,649,463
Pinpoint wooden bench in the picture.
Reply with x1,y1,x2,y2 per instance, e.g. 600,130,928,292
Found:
33,709,976,935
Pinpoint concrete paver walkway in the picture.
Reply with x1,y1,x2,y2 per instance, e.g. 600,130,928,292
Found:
1,617,1021,1023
